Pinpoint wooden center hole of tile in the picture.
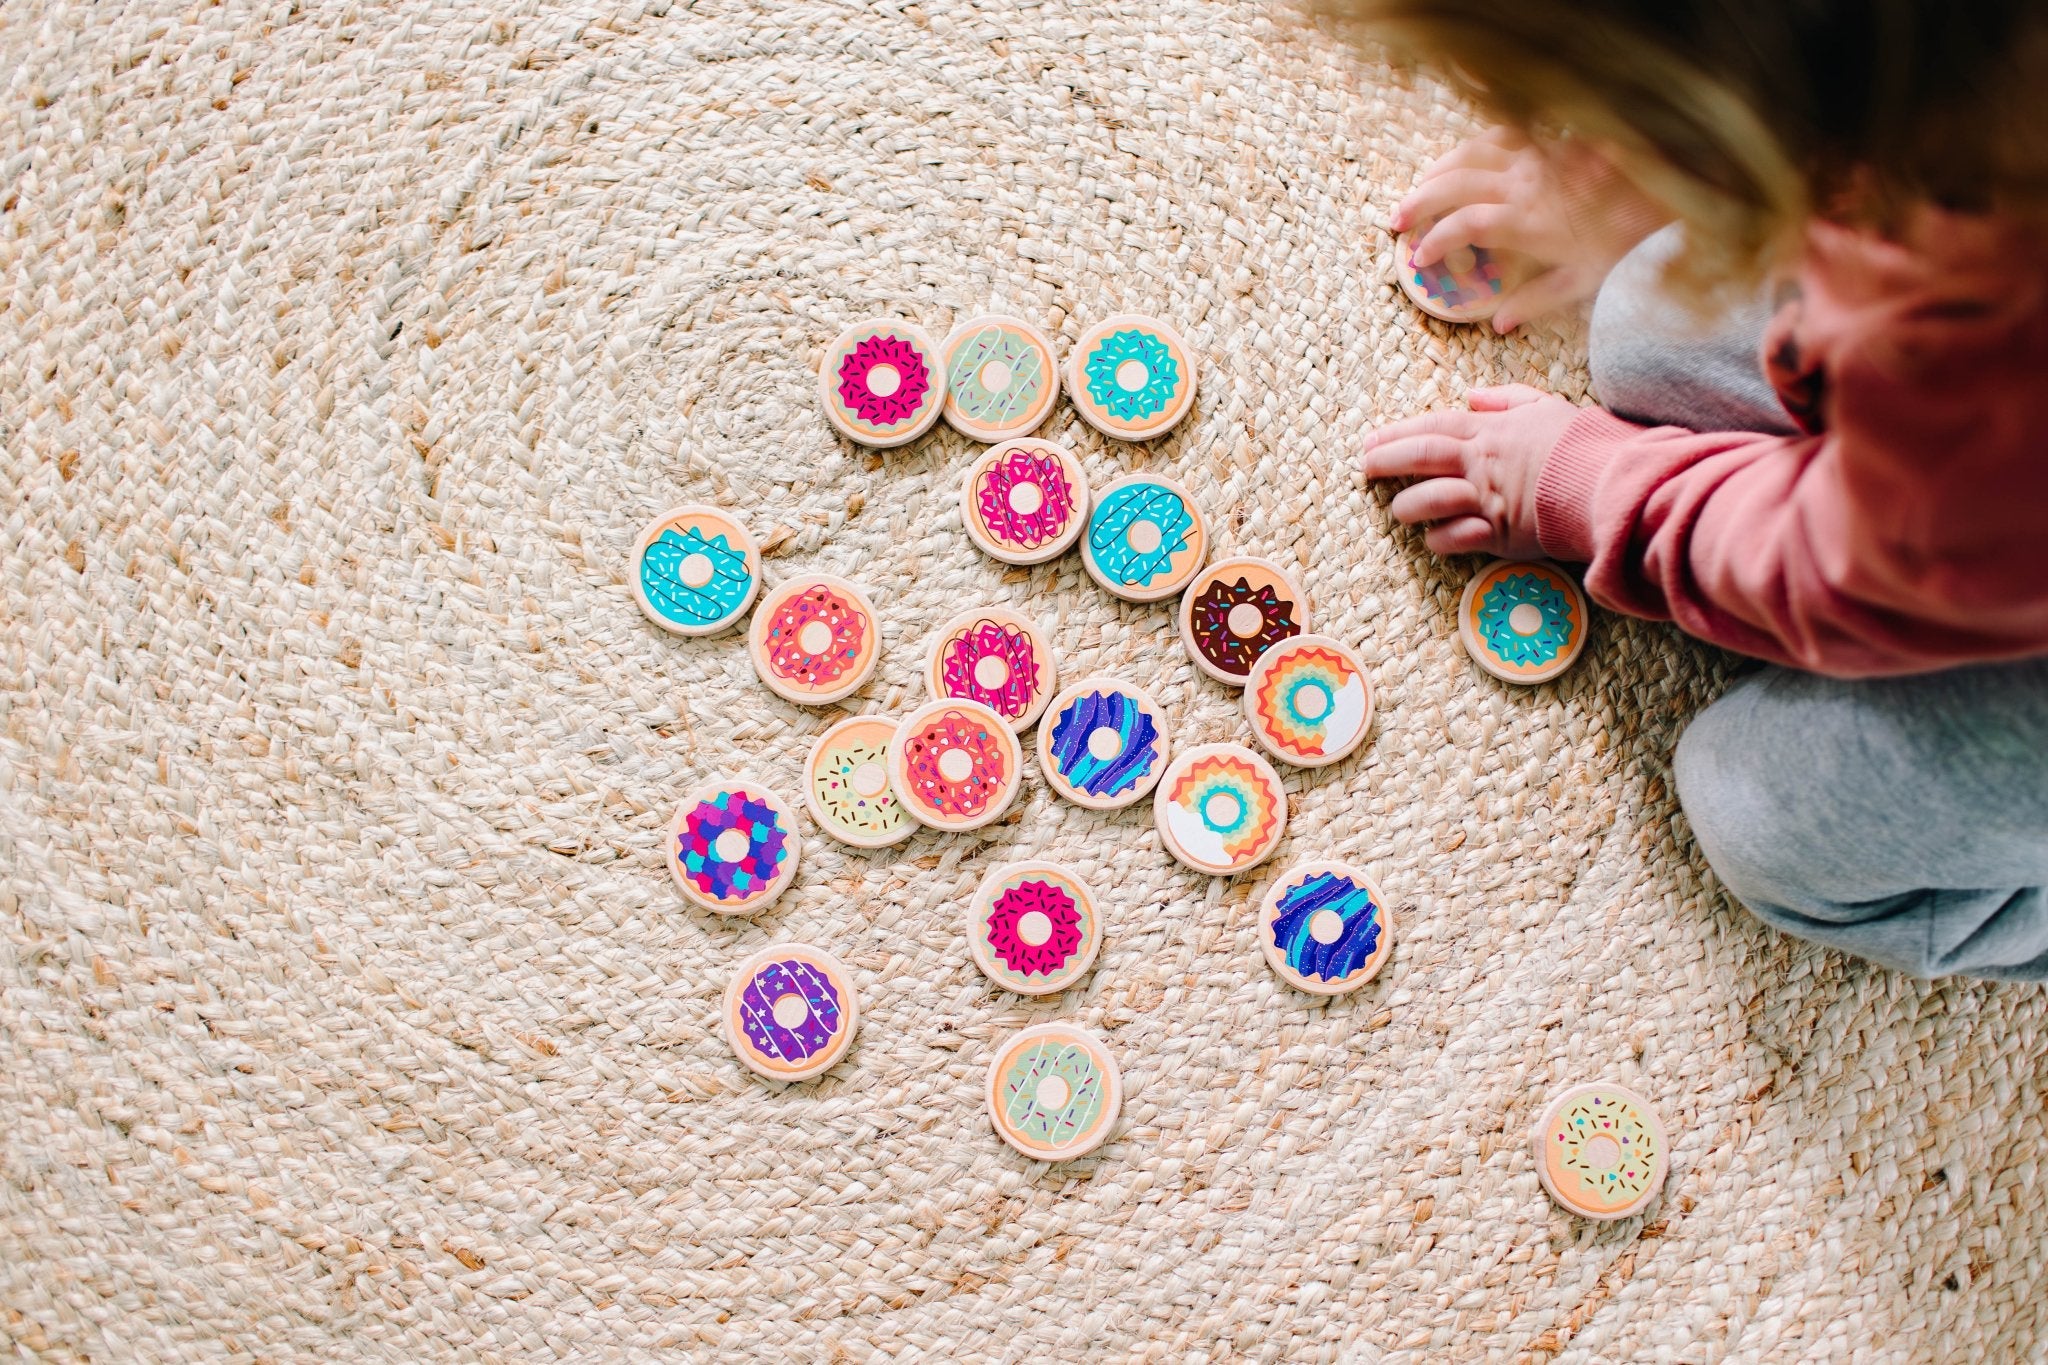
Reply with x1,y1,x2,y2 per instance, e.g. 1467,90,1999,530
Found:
713,829,751,863
851,762,888,798
1227,603,1264,638
979,359,1013,393
1115,359,1149,392
799,621,835,655
1309,909,1345,945
679,552,715,588
866,363,902,397
1203,791,1241,827
771,994,810,1030
1125,519,1162,555
938,748,975,783
1583,1135,1622,1171
1036,1074,1071,1109
1509,603,1544,636
974,655,1012,690
1087,726,1124,761
1017,911,1053,946
1007,480,1044,516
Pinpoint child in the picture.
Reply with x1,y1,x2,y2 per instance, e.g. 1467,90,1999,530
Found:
1334,0,2048,978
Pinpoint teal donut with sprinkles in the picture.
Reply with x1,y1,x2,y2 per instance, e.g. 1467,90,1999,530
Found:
1084,329,1179,422
1458,559,1589,683
1082,475,1206,601
632,506,761,637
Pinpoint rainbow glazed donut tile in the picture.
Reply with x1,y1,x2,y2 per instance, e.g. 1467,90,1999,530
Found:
924,606,1059,733
1457,559,1589,684
747,574,883,705
1242,633,1374,769
986,1022,1122,1161
967,861,1103,996
1081,473,1208,603
1154,742,1288,876
666,777,802,915
723,942,860,1082
1257,860,1394,995
1532,1082,1671,1221
1395,216,1508,324
1066,314,1197,440
631,505,761,637
888,697,1025,833
1036,676,1171,811
940,314,1061,442
1177,556,1310,687
817,317,945,448
804,716,915,850
961,439,1091,566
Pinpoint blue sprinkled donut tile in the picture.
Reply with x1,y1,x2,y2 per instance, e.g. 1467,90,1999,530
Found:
1080,473,1207,603
631,505,761,637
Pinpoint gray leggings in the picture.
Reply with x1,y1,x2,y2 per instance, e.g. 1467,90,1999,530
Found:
1589,227,2048,980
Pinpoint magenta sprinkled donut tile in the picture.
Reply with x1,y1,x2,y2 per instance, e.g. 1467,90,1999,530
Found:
924,606,1058,732
817,318,945,447
723,943,860,1082
961,439,1091,565
968,861,1101,996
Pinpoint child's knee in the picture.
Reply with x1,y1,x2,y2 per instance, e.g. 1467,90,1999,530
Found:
1672,686,1836,917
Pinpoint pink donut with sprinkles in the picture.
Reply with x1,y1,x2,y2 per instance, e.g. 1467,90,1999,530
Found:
926,606,1058,732
961,440,1091,565
766,584,867,686
888,699,1023,831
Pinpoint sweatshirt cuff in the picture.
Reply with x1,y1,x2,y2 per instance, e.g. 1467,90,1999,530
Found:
1536,408,1643,562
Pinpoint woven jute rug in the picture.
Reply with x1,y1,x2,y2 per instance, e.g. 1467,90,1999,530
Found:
4,1,2045,1360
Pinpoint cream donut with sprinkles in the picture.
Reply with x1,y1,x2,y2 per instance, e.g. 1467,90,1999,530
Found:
968,861,1102,996
924,606,1058,733
723,943,860,1082
804,716,914,850
961,439,1091,566
1458,559,1589,685
1533,1082,1670,1220
888,697,1024,832
818,317,945,447
986,1022,1122,1161
666,778,801,915
631,504,760,637
940,314,1061,442
748,574,882,706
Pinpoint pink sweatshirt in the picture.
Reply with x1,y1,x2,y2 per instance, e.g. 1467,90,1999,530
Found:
1535,209,2048,677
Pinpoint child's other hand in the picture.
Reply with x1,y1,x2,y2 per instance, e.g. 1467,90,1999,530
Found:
1392,127,1663,332
1359,385,1580,557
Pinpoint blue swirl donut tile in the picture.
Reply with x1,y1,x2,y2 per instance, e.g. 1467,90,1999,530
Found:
722,942,860,1082
1035,676,1172,810
1256,859,1394,995
632,505,761,637
1080,473,1207,603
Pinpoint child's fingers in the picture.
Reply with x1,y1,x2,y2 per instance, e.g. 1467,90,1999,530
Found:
1393,170,1507,234
1467,383,1552,411
1490,265,1597,333
1415,137,1516,187
1388,477,1482,525
1423,516,1500,557
1360,434,1472,480
1408,204,1510,268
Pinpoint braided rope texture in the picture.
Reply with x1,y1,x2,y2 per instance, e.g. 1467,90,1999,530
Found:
3,1,2044,1360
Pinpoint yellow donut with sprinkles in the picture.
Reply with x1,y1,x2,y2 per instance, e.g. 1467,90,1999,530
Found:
1533,1082,1669,1221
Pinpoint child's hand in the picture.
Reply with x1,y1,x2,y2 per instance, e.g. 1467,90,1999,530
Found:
1360,385,1581,557
1392,127,1668,332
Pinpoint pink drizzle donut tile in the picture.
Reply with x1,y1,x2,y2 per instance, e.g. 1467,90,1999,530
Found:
888,698,1024,832
961,439,1091,565
747,574,882,706
924,606,1058,733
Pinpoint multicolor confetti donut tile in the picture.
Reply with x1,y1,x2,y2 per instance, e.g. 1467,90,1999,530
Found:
888,697,1025,832
666,778,802,915
1177,556,1310,686
985,1022,1122,1161
631,505,761,637
1066,314,1197,441
748,573,883,705
1153,742,1288,876
968,861,1102,996
723,943,860,1082
1457,559,1589,684
817,317,945,447
1532,1082,1670,1221
940,314,1061,443
804,716,914,850
1243,633,1374,769
1081,473,1208,603
1395,216,1507,324
924,606,1058,733
1257,860,1394,995
961,439,1091,566
1036,676,1171,811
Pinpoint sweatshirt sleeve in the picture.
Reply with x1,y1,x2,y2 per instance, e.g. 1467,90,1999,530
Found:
1533,242,2048,676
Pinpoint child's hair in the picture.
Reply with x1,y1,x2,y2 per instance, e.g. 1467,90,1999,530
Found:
1315,0,2048,281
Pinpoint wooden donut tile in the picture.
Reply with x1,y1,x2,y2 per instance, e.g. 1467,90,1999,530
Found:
723,942,860,1082
1153,742,1288,876
817,317,946,447
631,504,761,637
804,716,915,849
1532,1082,1671,1221
1242,633,1374,769
1036,675,1172,811
924,606,1058,733
1394,218,1508,324
1457,559,1590,685
961,439,1092,566
1065,313,1198,441
939,314,1061,442
985,1022,1122,1161
1256,860,1394,995
1177,556,1310,687
1080,472,1208,603
666,777,802,915
967,861,1102,996
748,574,883,705
887,697,1025,832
